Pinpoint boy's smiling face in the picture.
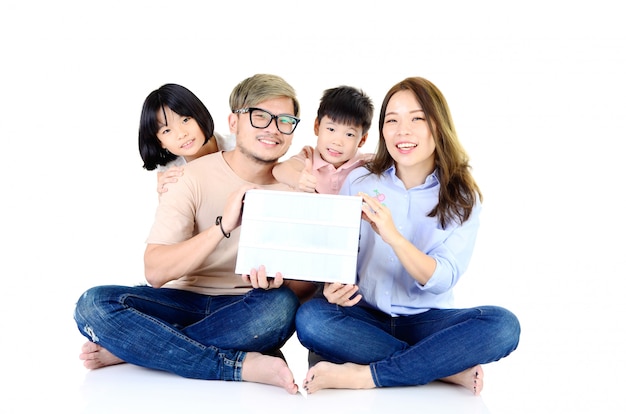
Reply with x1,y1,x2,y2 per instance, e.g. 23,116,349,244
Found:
314,115,368,168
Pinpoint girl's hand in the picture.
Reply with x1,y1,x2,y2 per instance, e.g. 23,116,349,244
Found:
157,166,184,194
323,282,361,307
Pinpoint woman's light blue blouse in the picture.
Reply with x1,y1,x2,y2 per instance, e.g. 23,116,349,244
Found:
340,166,481,316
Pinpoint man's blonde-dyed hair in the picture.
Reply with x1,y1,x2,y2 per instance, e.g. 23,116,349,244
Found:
229,74,300,117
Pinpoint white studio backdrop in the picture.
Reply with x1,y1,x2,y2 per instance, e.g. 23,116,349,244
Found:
1,1,625,412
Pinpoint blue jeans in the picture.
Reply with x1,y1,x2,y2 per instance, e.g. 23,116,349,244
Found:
74,285,299,380
296,299,520,387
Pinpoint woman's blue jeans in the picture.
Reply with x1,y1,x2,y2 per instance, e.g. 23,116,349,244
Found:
74,285,299,381
296,298,520,387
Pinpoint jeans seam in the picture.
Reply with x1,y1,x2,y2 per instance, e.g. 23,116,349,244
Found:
370,363,381,387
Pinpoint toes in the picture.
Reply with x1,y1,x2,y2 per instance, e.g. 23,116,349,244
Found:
82,341,99,352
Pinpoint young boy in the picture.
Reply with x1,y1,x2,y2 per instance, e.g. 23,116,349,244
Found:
273,85,374,194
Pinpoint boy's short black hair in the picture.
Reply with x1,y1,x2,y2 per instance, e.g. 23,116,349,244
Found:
317,86,374,134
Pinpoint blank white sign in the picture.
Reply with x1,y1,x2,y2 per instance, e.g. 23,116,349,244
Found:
235,189,362,284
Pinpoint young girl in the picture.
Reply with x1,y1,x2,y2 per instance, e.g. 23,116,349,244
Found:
295,77,520,395
138,83,234,194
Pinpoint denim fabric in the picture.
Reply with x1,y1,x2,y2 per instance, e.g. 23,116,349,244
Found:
74,285,299,380
296,298,520,387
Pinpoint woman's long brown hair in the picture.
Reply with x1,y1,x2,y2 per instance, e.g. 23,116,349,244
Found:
367,77,482,229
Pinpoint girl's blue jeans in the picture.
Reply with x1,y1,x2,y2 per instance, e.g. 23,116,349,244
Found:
74,284,299,381
296,298,520,387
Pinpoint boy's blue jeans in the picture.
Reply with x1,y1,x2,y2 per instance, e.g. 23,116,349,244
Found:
296,298,520,387
74,285,299,380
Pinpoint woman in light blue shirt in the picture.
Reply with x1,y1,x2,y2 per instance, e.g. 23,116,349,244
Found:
296,77,520,395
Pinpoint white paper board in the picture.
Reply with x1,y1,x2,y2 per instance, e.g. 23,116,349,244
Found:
235,189,362,284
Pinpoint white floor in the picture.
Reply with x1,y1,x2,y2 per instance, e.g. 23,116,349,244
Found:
72,337,492,414
29,337,492,414
2,288,493,414
4,286,624,414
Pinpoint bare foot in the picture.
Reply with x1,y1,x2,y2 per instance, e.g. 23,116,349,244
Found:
241,352,298,394
441,365,484,395
79,341,125,370
302,361,375,394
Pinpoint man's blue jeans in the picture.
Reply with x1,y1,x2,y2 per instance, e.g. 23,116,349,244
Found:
296,298,520,387
74,285,299,380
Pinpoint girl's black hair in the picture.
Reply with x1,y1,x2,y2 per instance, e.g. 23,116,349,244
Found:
138,84,214,170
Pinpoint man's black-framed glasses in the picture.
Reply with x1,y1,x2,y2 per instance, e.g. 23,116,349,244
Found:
233,107,300,135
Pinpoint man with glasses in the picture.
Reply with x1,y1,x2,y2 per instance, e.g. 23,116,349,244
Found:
233,107,300,135
74,74,316,394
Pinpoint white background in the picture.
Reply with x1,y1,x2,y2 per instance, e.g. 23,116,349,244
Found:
1,1,625,412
